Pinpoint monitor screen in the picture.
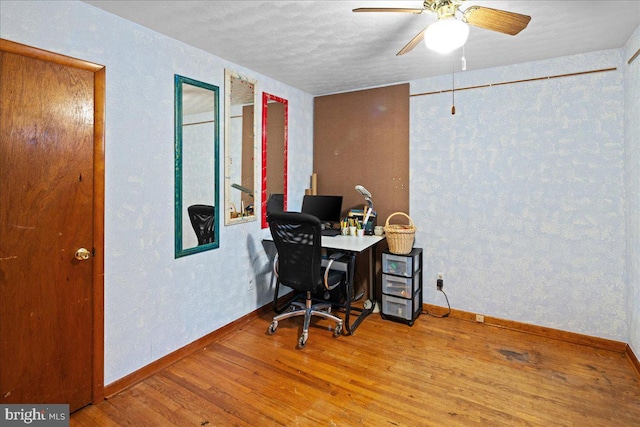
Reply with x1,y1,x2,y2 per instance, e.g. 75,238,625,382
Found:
301,195,343,223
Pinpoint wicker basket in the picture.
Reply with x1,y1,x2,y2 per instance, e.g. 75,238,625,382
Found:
384,212,416,255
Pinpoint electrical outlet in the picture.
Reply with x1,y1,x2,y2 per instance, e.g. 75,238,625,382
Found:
476,314,485,323
436,272,444,291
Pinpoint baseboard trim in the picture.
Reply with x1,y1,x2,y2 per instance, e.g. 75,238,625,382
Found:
103,295,289,398
626,344,640,377
423,304,628,353
104,297,636,397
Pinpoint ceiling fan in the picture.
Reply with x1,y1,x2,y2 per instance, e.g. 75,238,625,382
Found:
353,0,531,55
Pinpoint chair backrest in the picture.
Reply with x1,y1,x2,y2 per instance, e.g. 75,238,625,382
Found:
187,204,215,245
268,211,323,292
266,193,285,215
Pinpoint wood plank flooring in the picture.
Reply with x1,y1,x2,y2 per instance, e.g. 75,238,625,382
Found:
71,311,640,426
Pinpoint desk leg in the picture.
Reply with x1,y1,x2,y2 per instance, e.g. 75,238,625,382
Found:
368,243,379,313
342,251,376,335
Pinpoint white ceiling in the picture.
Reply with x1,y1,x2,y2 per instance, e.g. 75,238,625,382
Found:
84,1,640,95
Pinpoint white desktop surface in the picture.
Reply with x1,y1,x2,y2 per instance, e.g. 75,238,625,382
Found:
319,234,384,253
263,233,384,254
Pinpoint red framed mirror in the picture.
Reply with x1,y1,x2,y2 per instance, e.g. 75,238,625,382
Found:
261,92,288,228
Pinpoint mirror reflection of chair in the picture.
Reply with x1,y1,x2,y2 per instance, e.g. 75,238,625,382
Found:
267,212,345,348
187,204,215,245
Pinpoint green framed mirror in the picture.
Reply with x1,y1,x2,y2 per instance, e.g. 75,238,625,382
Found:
174,75,220,257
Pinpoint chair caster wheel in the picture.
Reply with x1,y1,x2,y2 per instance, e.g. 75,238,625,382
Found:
333,323,343,337
268,321,278,335
298,334,307,349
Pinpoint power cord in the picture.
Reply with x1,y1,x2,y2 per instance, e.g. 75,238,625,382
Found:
422,288,451,318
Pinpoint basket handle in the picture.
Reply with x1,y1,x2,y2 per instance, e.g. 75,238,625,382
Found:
385,212,414,227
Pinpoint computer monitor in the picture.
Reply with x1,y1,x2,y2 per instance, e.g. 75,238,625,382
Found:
266,193,284,215
301,195,343,225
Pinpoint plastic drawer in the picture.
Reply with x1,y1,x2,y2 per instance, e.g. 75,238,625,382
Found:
382,273,419,298
382,293,420,321
382,250,421,277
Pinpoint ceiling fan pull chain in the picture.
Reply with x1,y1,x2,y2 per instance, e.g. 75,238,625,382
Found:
451,56,456,115
461,44,467,71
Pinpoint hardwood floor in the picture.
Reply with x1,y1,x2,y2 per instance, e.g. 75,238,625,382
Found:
71,310,640,426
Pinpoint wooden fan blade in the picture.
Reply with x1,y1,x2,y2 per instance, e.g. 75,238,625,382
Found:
462,6,531,36
396,28,427,56
353,8,424,14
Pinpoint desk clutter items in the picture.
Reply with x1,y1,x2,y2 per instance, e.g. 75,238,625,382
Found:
381,248,423,326
383,212,416,254
348,206,377,235
341,217,365,236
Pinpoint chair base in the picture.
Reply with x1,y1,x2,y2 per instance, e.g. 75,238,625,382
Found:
268,291,343,348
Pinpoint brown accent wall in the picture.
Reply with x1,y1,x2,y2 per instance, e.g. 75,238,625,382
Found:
313,84,410,225
313,84,410,298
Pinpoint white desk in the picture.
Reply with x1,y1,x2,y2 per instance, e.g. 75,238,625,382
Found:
319,234,384,253
265,233,385,334
320,234,384,333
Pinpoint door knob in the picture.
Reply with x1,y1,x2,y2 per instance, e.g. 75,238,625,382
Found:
75,248,91,261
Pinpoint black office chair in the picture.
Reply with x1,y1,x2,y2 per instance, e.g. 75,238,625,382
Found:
266,193,285,216
187,204,215,245
267,211,345,348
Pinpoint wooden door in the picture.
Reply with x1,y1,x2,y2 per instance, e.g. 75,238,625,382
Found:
0,41,105,412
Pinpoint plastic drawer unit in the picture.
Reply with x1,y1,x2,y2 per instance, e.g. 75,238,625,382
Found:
382,251,421,277
380,248,423,326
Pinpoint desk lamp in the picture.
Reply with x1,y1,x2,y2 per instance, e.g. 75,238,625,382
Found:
355,184,378,312
355,185,373,209
231,183,254,198
355,185,374,234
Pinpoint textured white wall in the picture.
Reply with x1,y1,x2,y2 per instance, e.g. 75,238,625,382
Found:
624,26,640,355
0,0,313,384
2,0,637,385
410,50,628,340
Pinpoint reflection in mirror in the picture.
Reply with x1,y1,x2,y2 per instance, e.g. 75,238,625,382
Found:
174,75,220,257
261,92,288,228
224,70,258,225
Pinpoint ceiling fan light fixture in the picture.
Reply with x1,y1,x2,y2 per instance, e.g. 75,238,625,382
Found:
424,17,469,54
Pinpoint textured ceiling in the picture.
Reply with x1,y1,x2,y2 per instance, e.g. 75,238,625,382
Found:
84,1,640,95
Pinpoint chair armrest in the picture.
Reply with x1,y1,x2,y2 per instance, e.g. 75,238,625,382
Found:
272,253,279,279
323,251,349,290
321,254,349,273
323,259,338,290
